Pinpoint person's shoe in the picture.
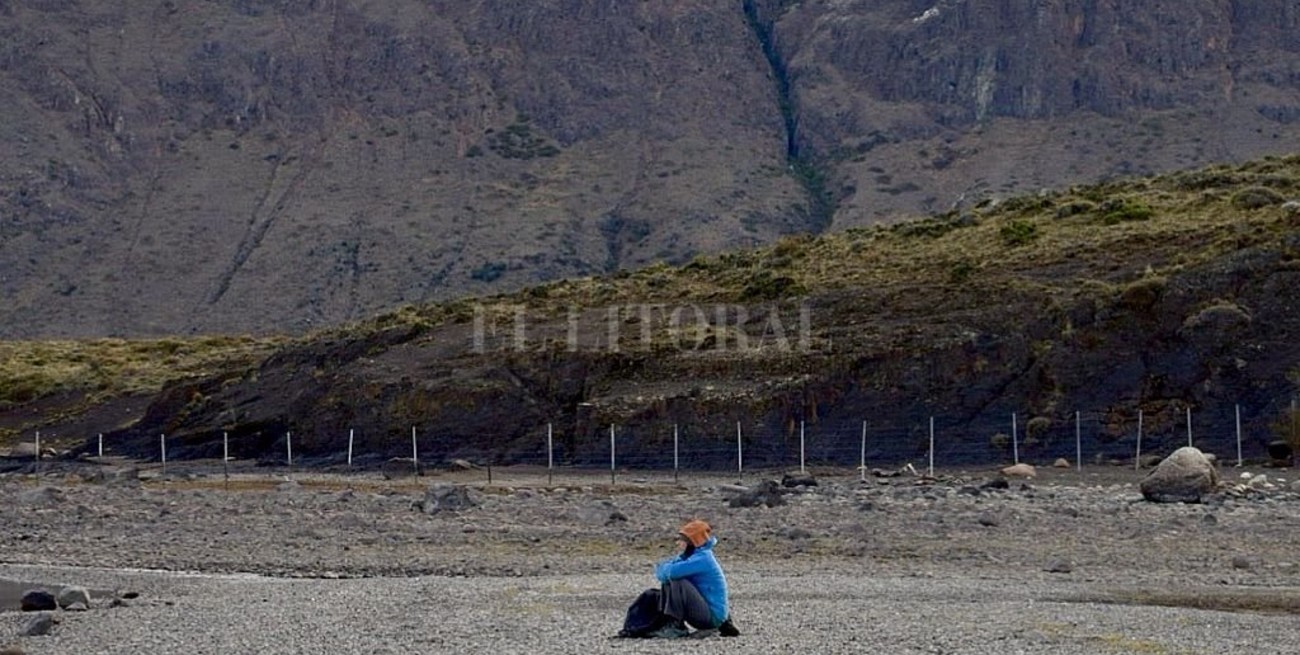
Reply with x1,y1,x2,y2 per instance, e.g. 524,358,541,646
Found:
688,628,719,639
719,617,740,637
648,621,690,639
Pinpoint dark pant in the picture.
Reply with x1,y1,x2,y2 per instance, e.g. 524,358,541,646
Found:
659,578,716,629
620,579,717,637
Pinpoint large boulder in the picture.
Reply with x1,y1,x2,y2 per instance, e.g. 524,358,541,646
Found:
55,586,90,610
1000,463,1037,478
19,590,56,612
781,472,818,488
420,484,477,514
727,480,786,508
1266,440,1293,463
1139,447,1220,503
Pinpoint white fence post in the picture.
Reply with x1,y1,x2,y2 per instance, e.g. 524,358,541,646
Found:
286,431,293,468
609,424,616,485
859,421,867,482
1075,412,1082,470
160,433,167,475
98,433,103,458
1186,407,1192,448
547,423,554,486
736,421,743,478
799,420,806,475
1135,410,1143,471
1235,404,1242,467
223,431,230,486
673,423,680,484
347,429,354,468
1011,412,1019,465
928,416,935,477
411,426,418,470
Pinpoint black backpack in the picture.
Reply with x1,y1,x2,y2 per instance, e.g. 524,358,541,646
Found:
617,588,667,638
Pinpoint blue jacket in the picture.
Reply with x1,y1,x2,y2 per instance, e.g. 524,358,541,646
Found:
654,535,729,626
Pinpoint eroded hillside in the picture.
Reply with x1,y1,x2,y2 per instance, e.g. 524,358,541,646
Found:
4,157,1299,467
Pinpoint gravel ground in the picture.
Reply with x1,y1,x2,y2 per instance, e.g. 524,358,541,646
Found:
1,564,1297,654
1,462,1298,653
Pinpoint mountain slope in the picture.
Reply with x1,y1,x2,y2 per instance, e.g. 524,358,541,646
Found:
1,1,1297,338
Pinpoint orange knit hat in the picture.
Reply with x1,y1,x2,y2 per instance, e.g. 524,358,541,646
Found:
678,519,712,548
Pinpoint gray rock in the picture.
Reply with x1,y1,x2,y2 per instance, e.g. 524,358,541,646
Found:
21,614,56,637
727,480,786,508
421,484,477,514
784,527,813,540
56,586,91,610
1139,447,1220,503
781,473,818,488
1044,559,1073,574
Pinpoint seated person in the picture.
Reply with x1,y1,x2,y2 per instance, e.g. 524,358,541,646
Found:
617,519,740,638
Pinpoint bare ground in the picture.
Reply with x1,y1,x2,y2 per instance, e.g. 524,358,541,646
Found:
1,460,1298,653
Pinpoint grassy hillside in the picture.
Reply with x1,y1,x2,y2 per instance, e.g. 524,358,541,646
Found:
343,155,1300,335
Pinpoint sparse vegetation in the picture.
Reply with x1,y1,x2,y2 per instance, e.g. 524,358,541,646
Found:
0,336,282,435
1000,219,1039,246
1117,275,1167,312
1099,198,1154,224
1054,200,1097,219
739,269,805,301
1231,186,1285,210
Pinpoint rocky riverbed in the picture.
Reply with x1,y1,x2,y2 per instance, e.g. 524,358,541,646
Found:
1,459,1298,653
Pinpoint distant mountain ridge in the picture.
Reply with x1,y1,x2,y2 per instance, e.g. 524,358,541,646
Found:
1,0,1297,338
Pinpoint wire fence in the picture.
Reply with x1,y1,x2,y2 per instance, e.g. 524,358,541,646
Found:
11,397,1298,484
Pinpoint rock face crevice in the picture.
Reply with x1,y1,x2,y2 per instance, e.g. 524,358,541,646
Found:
742,0,837,234
742,0,800,160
